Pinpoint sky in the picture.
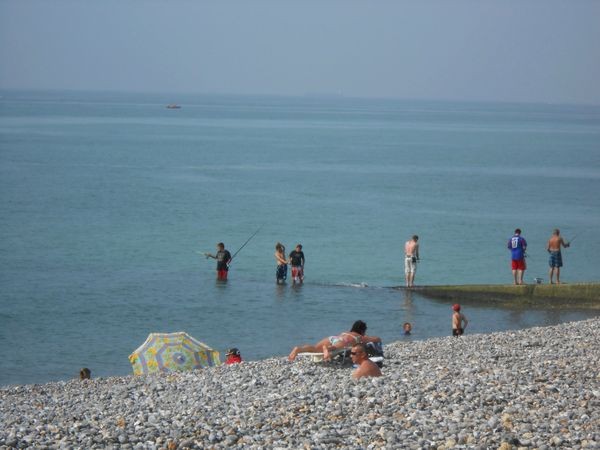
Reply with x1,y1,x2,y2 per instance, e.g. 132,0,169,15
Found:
1,0,599,104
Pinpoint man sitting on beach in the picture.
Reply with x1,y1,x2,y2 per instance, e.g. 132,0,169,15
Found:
351,344,382,379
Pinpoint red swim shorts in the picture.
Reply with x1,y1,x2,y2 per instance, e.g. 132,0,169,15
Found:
291,266,304,281
217,269,229,280
511,259,526,271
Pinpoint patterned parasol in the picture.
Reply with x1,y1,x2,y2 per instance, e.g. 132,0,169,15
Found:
129,332,221,375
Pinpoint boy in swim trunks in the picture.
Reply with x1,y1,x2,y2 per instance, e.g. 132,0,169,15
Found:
289,244,305,285
546,228,570,284
452,304,468,337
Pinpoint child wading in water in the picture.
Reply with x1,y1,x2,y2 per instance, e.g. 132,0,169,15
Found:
452,304,468,336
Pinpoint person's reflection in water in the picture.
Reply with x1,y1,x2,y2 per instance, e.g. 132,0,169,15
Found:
275,282,287,302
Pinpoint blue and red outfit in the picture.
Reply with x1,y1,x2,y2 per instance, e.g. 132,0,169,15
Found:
508,233,527,270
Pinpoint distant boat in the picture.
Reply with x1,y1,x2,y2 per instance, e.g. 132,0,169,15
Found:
166,104,181,109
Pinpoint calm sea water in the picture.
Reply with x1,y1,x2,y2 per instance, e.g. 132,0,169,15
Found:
1,90,599,386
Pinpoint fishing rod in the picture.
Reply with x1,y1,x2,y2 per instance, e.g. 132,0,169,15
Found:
229,226,263,263
565,233,579,246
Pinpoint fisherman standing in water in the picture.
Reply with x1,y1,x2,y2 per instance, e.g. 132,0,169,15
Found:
546,228,570,284
507,228,527,285
205,242,232,280
404,235,420,288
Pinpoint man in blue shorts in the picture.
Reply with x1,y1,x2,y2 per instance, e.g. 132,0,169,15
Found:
546,228,570,284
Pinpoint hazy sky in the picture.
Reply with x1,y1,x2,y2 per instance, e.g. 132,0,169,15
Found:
1,0,599,104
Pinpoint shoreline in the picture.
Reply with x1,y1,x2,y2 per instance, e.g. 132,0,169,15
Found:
2,318,599,449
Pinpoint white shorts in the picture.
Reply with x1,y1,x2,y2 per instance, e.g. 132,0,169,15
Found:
405,256,417,274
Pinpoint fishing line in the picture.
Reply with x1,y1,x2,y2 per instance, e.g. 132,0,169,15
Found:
229,226,263,263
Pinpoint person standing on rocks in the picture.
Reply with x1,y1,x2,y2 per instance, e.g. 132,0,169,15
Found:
205,242,232,281
507,228,527,285
351,344,382,379
546,228,570,284
452,304,468,336
404,235,420,288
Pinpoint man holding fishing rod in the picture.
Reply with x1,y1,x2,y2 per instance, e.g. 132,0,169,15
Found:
204,243,232,280
546,228,571,284
203,227,262,280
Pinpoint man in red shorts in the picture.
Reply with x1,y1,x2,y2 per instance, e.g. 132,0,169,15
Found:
205,242,232,280
289,244,305,285
507,228,527,285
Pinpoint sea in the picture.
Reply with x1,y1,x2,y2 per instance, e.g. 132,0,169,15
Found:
1,90,599,386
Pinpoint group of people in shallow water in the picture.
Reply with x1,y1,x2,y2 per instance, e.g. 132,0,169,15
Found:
274,243,305,285
204,227,573,288
204,242,305,284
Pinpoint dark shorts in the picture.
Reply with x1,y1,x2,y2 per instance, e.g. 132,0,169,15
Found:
511,259,526,271
276,264,288,281
549,251,563,268
453,328,464,337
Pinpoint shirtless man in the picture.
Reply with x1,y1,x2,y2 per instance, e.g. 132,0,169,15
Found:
452,304,468,337
351,344,382,379
546,229,570,284
404,235,420,287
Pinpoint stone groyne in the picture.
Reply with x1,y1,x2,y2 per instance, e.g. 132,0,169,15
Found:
415,283,600,309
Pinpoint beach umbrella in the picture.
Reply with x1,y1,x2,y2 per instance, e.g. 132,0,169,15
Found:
129,332,221,375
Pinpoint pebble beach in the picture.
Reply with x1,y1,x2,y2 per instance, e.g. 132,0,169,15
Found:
1,318,599,450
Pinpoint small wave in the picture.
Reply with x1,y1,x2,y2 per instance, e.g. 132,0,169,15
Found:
318,281,370,289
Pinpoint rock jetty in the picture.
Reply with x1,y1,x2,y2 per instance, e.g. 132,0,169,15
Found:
1,318,599,449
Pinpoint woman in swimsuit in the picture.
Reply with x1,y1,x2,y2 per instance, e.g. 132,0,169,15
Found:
288,320,381,361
